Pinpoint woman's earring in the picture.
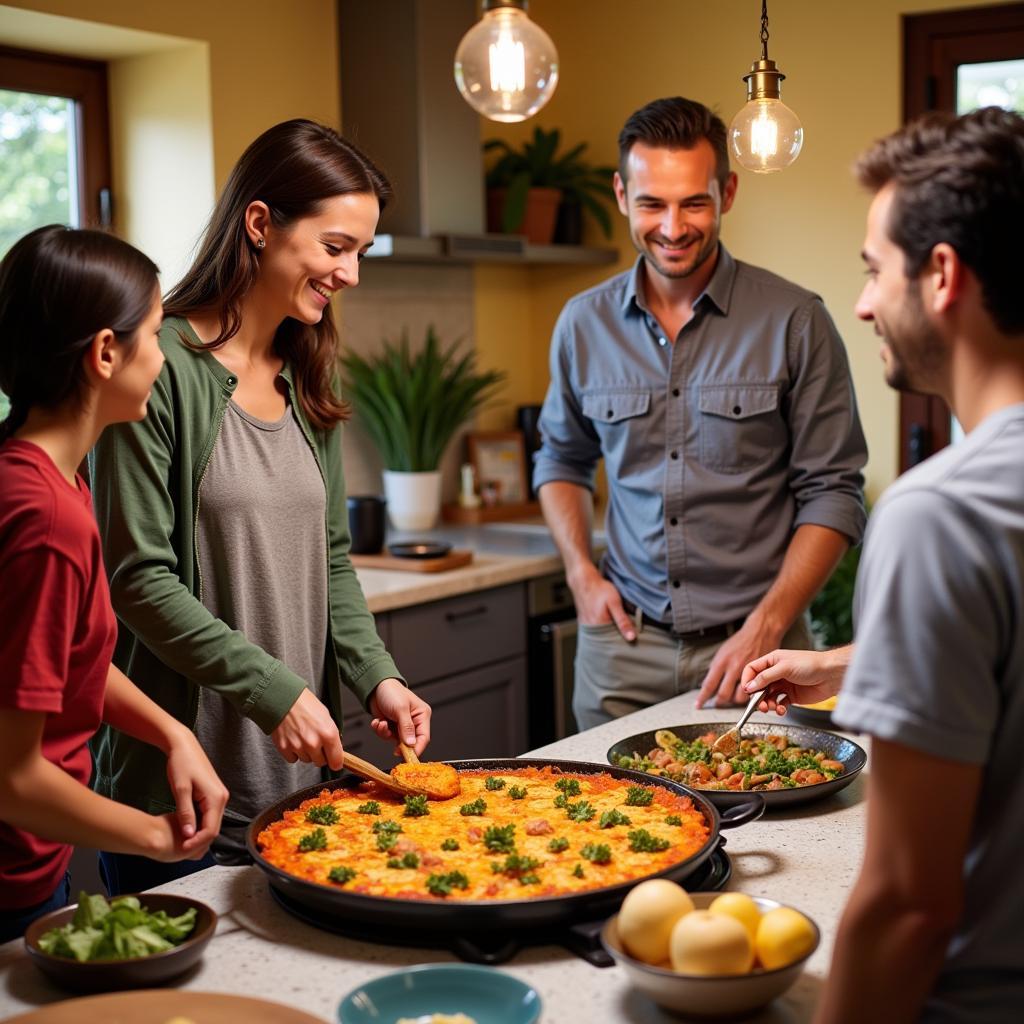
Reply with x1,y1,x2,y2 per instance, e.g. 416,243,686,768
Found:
255,237,266,250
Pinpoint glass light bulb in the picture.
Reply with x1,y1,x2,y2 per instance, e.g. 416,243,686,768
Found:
729,98,804,173
454,7,559,123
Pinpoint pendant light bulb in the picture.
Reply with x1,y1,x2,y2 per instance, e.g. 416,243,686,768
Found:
454,0,559,123
729,2,803,174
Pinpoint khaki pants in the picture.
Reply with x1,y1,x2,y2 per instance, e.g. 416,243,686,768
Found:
572,613,815,731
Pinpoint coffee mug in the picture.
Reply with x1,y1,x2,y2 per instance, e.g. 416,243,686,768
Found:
347,495,386,554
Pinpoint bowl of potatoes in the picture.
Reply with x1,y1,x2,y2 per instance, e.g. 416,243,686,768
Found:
600,881,819,1017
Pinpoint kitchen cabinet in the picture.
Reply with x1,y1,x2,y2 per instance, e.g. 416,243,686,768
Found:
344,583,528,764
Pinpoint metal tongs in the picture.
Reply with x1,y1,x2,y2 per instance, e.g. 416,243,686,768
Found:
712,687,768,755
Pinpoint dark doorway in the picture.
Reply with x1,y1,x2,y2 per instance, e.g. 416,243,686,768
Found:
900,3,1024,471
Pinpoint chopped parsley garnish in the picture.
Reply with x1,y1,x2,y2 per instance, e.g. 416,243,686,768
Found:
547,836,570,853
580,843,612,864
298,828,327,852
483,824,516,853
386,852,421,869
484,776,506,791
555,778,581,797
565,799,596,822
459,797,487,816
305,803,338,825
425,870,469,896
403,794,429,817
519,873,541,886
372,819,403,835
599,808,631,829
508,785,527,800
376,831,399,852
440,838,460,851
553,794,568,809
664,814,682,826
327,866,357,885
628,828,670,853
625,785,654,807
491,853,541,876
572,863,585,879
356,801,381,815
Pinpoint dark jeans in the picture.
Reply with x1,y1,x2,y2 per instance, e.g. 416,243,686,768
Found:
98,850,217,897
0,872,70,944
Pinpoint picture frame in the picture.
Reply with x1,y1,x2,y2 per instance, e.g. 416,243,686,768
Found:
467,431,529,506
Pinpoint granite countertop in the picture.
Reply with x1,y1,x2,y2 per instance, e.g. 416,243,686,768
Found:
357,521,603,613
0,691,866,1022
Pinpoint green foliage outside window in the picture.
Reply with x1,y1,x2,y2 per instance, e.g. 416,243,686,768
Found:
1,89,78,418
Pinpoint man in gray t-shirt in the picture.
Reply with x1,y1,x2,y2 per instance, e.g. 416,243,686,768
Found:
743,107,1024,1021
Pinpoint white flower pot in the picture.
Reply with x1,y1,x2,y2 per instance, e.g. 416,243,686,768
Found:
382,469,442,532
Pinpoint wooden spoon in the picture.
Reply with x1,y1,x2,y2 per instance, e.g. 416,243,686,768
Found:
341,749,428,798
392,741,462,800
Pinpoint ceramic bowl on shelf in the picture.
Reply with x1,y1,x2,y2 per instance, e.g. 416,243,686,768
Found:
600,892,819,1018
337,963,541,1024
23,893,217,993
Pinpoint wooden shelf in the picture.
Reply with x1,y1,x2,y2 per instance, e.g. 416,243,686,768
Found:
441,500,542,524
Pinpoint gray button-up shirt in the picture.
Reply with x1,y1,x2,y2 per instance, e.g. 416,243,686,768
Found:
534,246,867,632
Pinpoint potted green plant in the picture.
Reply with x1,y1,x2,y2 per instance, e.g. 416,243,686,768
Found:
484,126,617,245
341,326,506,531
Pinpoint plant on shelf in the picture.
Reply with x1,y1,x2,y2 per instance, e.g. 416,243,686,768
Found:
340,327,506,531
809,501,871,647
484,126,617,244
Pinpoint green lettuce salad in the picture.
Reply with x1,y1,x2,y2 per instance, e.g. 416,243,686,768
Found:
37,892,197,961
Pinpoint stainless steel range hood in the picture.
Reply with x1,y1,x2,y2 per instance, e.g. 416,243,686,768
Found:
337,0,615,266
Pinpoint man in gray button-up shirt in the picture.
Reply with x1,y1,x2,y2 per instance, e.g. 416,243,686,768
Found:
534,97,867,727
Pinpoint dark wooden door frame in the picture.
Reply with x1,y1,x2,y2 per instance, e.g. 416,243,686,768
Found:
0,45,112,232
900,3,1024,471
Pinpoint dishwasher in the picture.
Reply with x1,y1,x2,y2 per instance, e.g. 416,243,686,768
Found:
526,572,579,749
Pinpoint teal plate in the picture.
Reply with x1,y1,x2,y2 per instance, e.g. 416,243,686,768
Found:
337,963,542,1024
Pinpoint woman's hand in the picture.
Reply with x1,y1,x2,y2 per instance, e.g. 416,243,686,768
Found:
271,688,346,770
740,645,852,714
162,727,228,857
368,678,432,757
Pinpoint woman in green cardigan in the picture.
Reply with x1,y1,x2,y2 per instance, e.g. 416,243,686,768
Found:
90,120,431,894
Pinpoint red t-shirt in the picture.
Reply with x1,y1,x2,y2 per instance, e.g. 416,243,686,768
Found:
0,440,117,909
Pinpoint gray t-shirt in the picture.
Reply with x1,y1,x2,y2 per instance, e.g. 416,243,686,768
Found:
195,400,328,822
834,402,1024,1020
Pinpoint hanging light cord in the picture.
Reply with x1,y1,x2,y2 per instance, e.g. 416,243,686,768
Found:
760,0,771,61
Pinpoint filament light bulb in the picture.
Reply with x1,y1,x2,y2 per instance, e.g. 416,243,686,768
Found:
455,1,558,123
729,59,803,174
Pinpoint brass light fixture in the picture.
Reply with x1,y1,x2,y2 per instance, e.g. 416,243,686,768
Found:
454,0,559,123
729,0,804,173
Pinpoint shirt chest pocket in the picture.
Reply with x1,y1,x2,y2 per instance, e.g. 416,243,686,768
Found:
698,384,785,473
582,390,651,425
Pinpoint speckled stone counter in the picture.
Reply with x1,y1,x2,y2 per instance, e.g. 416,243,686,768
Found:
356,522,588,613
0,691,866,1022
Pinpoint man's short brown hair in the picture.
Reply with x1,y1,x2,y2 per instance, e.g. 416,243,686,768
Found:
618,97,730,188
856,106,1024,334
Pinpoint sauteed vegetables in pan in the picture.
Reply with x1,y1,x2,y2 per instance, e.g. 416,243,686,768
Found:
612,729,846,792
257,766,710,899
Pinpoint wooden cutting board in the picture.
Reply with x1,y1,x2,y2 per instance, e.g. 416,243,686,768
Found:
348,549,473,573
6,990,327,1023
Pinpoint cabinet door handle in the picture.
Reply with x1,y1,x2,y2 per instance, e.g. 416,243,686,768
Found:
445,604,488,623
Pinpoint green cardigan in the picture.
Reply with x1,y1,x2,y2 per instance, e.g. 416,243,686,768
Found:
89,318,400,814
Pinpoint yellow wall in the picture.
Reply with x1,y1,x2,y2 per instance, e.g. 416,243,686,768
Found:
1,0,341,187
473,0,1014,499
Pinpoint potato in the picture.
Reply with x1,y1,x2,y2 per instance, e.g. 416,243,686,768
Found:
617,879,695,965
669,910,754,975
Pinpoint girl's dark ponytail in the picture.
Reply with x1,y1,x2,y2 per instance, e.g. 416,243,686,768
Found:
0,225,159,438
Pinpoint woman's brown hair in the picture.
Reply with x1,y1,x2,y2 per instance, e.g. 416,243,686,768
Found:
163,119,392,430
0,225,159,441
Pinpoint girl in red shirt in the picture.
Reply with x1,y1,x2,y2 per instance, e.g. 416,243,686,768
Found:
0,226,228,940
